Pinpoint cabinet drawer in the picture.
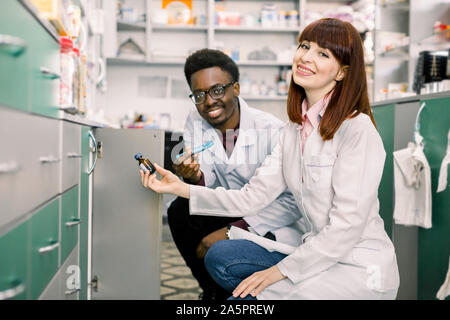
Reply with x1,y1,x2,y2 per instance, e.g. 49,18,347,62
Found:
28,116,62,208
0,109,61,228
30,198,60,300
61,186,79,263
0,0,34,111
61,121,81,192
0,222,29,300
29,24,60,118
39,244,79,300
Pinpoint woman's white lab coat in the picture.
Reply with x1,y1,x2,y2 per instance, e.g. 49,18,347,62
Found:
189,114,400,300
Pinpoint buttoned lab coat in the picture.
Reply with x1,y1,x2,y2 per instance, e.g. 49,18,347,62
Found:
183,97,307,246
189,114,400,299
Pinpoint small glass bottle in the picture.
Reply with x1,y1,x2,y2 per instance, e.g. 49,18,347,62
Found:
134,153,156,174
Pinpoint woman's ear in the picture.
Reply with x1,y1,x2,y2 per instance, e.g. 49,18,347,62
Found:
336,65,348,82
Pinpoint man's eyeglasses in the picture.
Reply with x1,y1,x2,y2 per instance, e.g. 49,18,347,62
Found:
189,82,235,105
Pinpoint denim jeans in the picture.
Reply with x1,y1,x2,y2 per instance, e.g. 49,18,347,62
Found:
204,239,287,300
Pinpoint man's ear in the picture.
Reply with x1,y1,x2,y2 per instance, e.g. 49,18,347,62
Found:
233,82,240,96
336,65,348,82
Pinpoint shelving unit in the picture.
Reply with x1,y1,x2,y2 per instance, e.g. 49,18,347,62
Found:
373,0,449,101
103,0,379,129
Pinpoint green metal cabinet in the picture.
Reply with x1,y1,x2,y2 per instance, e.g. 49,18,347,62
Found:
0,0,33,111
0,221,29,300
61,186,80,264
29,25,60,118
0,0,60,117
372,104,395,239
30,198,60,299
417,97,450,300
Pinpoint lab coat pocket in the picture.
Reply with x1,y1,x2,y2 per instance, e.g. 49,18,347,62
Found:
304,155,336,190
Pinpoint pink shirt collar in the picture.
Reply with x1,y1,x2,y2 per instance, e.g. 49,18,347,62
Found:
301,94,331,128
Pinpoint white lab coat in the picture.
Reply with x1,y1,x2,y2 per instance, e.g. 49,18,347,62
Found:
183,97,306,246
189,114,400,299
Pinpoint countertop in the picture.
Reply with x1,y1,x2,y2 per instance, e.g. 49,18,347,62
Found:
371,91,450,107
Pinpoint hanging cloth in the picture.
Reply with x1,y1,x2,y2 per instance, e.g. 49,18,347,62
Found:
437,129,450,193
437,256,450,300
393,133,432,229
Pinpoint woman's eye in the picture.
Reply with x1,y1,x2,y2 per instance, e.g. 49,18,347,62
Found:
319,52,329,58
300,44,309,49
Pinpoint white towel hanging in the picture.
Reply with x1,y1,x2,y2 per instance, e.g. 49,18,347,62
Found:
437,256,450,300
437,129,450,193
393,133,432,229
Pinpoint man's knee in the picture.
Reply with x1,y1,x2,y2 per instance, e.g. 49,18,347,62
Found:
167,197,190,221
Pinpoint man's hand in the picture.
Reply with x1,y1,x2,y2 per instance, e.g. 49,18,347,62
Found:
196,227,228,259
173,146,202,184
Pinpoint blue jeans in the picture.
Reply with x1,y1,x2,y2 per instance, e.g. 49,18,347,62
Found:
204,239,287,300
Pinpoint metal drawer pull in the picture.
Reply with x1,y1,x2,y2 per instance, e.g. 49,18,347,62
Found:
87,131,98,174
0,283,25,300
65,288,80,295
40,67,61,79
0,34,27,56
39,156,61,164
38,242,60,254
60,105,78,115
0,161,21,174
66,218,81,227
67,153,82,158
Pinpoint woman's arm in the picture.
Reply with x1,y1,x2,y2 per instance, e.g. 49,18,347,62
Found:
141,127,288,218
189,132,287,217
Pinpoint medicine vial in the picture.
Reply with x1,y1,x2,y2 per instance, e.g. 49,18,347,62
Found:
134,153,156,174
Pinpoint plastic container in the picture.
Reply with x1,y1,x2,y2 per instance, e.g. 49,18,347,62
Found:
60,37,75,108
287,10,299,28
261,3,277,28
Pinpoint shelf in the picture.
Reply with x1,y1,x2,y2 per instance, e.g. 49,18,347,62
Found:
378,43,409,57
107,57,293,67
107,57,186,66
237,60,292,67
241,95,287,101
152,24,208,32
413,29,450,46
117,21,146,31
214,26,300,33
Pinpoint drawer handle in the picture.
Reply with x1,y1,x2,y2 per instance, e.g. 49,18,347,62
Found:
66,218,81,227
39,156,61,164
65,288,80,295
40,67,61,79
0,34,27,56
0,161,21,174
60,105,78,115
38,241,60,254
0,282,25,300
67,153,82,159
87,131,98,174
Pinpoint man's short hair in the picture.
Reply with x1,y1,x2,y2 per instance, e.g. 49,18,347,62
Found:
184,48,240,87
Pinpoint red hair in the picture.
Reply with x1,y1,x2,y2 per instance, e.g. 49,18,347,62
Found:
287,18,376,140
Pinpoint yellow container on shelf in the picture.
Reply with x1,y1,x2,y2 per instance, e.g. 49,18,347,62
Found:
30,0,70,36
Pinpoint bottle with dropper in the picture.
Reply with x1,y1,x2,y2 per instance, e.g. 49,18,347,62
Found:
134,153,156,174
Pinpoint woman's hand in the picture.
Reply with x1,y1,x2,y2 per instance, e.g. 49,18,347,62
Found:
140,163,190,199
233,265,287,299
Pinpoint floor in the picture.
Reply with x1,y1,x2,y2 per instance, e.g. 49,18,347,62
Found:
160,220,202,300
